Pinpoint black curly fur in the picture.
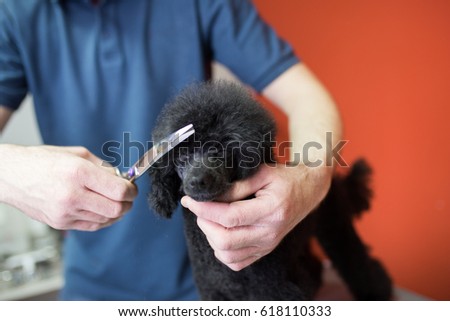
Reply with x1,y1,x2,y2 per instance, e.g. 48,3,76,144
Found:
148,80,393,300
315,161,393,300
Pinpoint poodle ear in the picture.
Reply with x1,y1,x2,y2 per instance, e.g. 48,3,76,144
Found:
148,156,182,218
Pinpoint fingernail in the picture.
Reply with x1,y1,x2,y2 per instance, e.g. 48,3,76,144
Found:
180,196,189,208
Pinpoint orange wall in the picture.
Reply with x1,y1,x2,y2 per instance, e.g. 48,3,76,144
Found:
253,0,450,300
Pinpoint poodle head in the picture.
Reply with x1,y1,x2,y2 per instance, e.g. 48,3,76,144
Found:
148,81,277,218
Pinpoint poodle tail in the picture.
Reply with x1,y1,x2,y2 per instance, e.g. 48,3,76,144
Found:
314,159,393,300
340,158,373,218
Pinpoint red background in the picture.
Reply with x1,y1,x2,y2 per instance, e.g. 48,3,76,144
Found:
253,0,450,300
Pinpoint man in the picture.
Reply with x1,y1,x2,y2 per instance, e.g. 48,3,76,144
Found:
0,0,341,300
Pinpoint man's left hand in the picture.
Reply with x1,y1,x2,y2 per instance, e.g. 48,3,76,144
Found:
180,163,332,271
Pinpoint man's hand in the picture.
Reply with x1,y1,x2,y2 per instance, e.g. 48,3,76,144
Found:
0,144,138,231
181,164,332,271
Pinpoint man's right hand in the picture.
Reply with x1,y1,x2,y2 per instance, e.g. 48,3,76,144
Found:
0,144,138,231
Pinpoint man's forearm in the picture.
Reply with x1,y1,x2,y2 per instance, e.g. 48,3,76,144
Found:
262,63,343,168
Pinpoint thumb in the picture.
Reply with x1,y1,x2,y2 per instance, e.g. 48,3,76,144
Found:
64,146,118,175
219,165,273,202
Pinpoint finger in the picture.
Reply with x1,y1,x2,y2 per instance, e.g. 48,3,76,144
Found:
97,161,120,175
218,165,273,202
73,210,111,224
71,212,125,231
80,162,138,202
197,218,269,270
71,220,112,232
197,217,268,250
81,193,133,219
66,146,105,166
213,246,262,266
67,147,120,176
182,194,274,228
50,145,121,176
80,190,133,219
43,146,105,166
227,256,262,272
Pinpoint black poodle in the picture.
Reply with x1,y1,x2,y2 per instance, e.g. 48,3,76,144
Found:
148,81,392,300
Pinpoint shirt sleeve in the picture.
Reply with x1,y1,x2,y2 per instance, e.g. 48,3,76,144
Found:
200,0,300,92
0,2,28,110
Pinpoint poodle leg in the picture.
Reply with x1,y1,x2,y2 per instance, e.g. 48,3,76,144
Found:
314,160,393,300
315,208,393,300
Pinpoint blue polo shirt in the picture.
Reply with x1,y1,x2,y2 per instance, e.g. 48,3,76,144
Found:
0,0,299,300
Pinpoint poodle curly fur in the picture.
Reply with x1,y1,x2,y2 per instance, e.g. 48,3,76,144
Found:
148,81,392,300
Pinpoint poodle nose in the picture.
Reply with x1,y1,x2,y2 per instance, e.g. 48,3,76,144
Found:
188,173,214,192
